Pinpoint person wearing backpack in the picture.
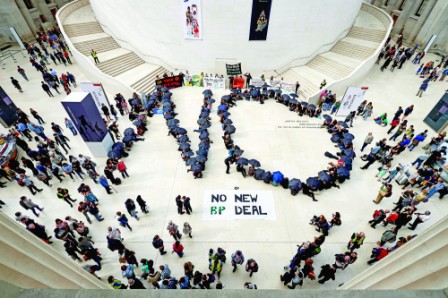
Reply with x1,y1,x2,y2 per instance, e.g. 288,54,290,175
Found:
19,196,44,216
373,182,392,204
379,228,397,246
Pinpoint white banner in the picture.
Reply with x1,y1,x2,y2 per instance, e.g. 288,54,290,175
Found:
280,82,296,93
183,0,202,40
336,86,368,117
79,82,111,113
203,190,276,220
204,77,225,90
10,27,25,50
251,77,265,88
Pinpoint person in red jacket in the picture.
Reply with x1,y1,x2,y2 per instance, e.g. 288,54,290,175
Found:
117,159,129,179
172,241,184,258
367,247,390,265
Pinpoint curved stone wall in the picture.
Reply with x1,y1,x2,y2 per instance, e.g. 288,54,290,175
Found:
89,0,363,74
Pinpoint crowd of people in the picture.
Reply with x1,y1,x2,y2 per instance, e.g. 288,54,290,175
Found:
1,25,447,291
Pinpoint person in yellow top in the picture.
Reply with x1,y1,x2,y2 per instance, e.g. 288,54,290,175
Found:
90,49,100,64
374,182,392,204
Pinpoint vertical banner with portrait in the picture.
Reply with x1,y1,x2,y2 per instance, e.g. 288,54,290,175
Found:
183,0,203,40
249,0,273,41
0,86,19,128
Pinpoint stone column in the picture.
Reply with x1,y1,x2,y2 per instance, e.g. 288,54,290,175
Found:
392,0,422,36
339,216,448,290
407,0,437,43
0,212,108,289
13,0,38,36
413,0,448,49
34,0,56,25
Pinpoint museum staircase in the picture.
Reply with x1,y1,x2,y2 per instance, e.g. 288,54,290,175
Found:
61,4,167,95
279,6,390,101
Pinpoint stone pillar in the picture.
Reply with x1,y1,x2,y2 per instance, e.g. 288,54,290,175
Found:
339,216,448,290
392,0,422,36
407,0,437,43
413,0,448,49
13,0,38,35
0,212,108,289
35,0,56,25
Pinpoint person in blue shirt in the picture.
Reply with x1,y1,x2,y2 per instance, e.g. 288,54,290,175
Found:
416,81,428,97
99,175,113,194
408,131,427,151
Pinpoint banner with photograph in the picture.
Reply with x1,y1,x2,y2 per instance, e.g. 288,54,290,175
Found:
155,75,183,90
249,0,273,41
183,0,203,40
203,190,276,220
79,82,111,112
226,63,242,75
185,74,204,87
0,86,19,127
336,87,368,117
62,93,108,143
204,77,225,90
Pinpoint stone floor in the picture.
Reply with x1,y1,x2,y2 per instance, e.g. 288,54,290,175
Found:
0,47,447,290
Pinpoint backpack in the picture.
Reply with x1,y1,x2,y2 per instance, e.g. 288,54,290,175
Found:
18,179,25,186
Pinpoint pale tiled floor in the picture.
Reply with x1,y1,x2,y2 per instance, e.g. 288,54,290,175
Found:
0,48,447,290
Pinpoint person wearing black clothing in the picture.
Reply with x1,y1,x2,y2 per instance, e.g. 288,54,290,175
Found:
136,195,149,213
280,269,296,286
41,81,53,97
176,195,184,215
128,278,146,289
21,157,38,176
318,264,336,284
152,235,167,255
182,196,193,214
244,73,252,88
224,155,236,174
302,183,317,201
369,209,388,228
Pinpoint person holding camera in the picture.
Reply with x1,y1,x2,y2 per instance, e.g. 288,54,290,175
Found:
408,211,431,230
373,182,392,204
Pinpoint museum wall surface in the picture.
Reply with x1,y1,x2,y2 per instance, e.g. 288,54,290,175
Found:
89,0,363,74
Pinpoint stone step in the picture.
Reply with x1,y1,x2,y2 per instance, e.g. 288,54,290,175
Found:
347,26,386,43
97,52,145,77
331,40,377,60
130,66,166,93
69,32,110,44
63,22,103,37
74,37,120,55
307,55,353,80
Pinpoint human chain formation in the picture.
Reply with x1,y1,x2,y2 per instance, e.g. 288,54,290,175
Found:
0,29,447,290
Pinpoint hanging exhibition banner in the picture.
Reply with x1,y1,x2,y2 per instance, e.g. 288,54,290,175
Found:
204,77,225,90
203,190,276,220
61,92,109,143
155,75,183,90
249,0,273,41
336,86,368,117
185,74,204,87
183,0,203,40
79,82,111,112
226,63,242,75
